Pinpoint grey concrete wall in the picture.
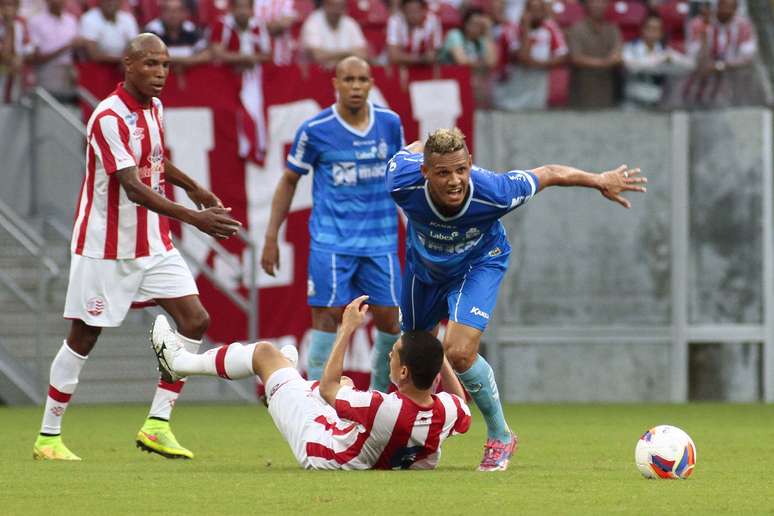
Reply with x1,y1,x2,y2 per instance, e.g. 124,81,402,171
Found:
476,108,768,402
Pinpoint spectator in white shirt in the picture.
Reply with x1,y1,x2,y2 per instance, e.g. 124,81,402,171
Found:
300,0,367,67
79,0,139,63
623,15,692,107
386,0,442,66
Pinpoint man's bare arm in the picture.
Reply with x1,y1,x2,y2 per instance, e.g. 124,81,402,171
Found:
261,169,302,276
116,166,240,238
164,159,224,209
531,164,647,209
319,296,370,406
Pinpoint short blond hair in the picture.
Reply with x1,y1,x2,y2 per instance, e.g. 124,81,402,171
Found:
424,128,467,161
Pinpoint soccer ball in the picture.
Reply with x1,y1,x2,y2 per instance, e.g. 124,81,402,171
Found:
634,425,696,479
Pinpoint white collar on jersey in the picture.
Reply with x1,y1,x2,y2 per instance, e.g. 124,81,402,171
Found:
331,101,375,138
423,176,475,222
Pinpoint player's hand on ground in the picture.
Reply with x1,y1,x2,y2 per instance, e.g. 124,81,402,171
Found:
261,237,280,276
598,165,647,209
191,206,241,239
187,187,224,210
341,295,369,332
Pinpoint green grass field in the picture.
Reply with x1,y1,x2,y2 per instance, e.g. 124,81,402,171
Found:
2,403,773,515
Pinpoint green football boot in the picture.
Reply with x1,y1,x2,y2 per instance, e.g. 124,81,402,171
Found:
33,435,82,461
135,419,193,459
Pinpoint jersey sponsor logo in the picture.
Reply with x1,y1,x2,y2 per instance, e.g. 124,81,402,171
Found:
86,296,105,316
125,112,137,126
332,162,357,186
417,233,482,254
429,230,459,241
352,139,376,147
470,306,490,319
358,163,387,181
465,227,481,239
355,147,379,160
488,246,502,257
388,160,397,172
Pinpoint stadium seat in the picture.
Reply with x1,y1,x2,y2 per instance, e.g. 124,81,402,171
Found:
197,0,229,26
657,0,689,47
551,0,586,30
348,0,389,27
605,0,648,42
433,2,462,29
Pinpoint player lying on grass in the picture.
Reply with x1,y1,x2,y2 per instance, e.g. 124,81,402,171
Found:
387,128,648,471
150,295,472,469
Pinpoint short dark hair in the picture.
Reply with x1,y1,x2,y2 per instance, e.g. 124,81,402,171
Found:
398,331,444,390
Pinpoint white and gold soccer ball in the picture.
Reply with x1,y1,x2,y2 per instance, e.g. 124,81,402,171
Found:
634,425,696,479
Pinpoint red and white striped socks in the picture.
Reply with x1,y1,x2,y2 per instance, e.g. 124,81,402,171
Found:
147,332,201,421
40,342,87,435
173,342,257,380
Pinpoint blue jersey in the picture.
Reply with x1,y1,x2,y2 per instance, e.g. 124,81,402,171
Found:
286,102,404,256
386,149,539,283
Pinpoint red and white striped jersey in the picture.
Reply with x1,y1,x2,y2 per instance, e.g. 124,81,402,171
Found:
254,0,296,65
72,83,174,259
502,19,568,62
386,12,442,56
686,15,757,65
305,384,471,470
208,13,271,56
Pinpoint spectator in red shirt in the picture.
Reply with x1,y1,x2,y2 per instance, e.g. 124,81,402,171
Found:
254,0,297,65
494,0,568,110
386,0,442,66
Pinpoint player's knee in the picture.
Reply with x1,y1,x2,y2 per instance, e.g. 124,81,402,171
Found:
445,345,476,372
312,309,340,332
179,309,210,339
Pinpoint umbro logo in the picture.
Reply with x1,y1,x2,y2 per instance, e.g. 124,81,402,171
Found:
470,307,489,319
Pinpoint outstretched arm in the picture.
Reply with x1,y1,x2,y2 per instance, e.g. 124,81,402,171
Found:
319,296,370,406
532,164,647,209
116,166,241,239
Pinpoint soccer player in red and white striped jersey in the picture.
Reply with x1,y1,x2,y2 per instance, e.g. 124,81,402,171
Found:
151,295,472,470
32,33,242,462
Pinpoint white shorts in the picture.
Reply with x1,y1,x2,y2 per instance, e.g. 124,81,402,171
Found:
266,368,340,469
63,248,199,327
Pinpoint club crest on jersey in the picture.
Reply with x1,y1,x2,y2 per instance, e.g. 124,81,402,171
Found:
86,296,105,316
133,127,145,140
377,139,388,160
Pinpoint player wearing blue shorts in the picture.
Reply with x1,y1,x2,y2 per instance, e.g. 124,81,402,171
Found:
262,57,404,389
387,128,647,471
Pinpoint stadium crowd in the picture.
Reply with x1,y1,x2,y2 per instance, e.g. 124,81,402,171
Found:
0,0,767,108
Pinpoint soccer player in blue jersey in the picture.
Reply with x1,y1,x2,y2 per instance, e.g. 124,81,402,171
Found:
261,56,404,390
387,128,647,471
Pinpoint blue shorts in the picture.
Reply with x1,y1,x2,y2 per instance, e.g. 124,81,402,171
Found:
400,252,509,332
307,249,401,307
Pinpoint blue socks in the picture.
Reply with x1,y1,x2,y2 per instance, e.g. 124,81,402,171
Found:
370,330,399,392
456,355,511,442
307,330,336,380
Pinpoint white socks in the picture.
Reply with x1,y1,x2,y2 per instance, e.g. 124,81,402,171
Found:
40,342,87,435
147,332,202,421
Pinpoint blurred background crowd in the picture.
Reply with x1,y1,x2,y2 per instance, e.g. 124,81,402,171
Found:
0,0,770,109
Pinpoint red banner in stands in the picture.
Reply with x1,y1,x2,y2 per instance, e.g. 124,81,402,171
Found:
78,63,473,385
